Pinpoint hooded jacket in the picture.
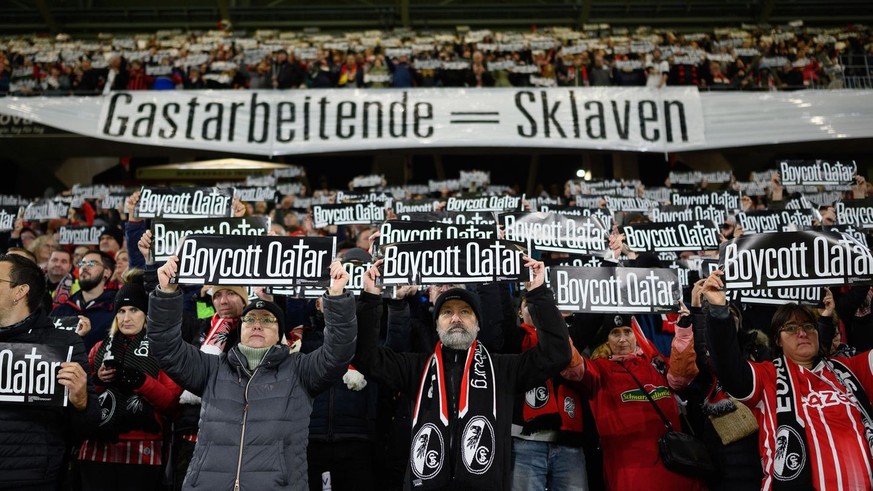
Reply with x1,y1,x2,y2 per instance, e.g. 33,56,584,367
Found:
147,288,357,491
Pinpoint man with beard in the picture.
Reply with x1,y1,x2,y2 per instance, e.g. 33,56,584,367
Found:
45,247,79,310
354,256,570,490
51,250,117,351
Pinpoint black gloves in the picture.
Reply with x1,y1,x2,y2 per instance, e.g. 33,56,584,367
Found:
117,366,146,390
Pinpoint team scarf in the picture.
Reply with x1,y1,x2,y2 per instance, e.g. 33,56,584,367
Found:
519,323,583,436
201,314,240,355
409,340,498,489
93,328,161,438
773,355,873,489
50,273,76,309
94,328,160,378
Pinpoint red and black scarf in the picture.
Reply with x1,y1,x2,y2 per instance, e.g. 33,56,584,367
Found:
410,340,499,489
201,314,240,354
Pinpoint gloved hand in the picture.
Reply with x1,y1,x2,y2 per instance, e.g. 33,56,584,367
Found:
117,366,146,391
343,367,367,391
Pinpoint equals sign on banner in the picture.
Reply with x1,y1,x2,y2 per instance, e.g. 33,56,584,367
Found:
450,111,500,124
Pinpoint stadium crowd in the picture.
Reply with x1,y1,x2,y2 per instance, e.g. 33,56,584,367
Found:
0,164,872,491
1,21,872,96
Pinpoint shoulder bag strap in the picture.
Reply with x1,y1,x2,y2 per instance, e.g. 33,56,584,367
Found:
618,360,674,432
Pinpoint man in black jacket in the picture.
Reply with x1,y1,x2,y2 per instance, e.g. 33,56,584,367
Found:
353,256,570,490
0,254,100,490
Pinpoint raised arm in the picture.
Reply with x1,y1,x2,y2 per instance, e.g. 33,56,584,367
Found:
300,260,357,394
702,270,754,398
514,257,571,391
147,255,217,395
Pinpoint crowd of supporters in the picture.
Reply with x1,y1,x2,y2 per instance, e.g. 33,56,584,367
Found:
1,21,872,96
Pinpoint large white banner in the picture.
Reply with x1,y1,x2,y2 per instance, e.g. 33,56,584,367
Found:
0,87,703,154
3,88,873,154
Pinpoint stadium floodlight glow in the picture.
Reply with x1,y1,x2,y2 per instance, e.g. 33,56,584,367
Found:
576,169,592,180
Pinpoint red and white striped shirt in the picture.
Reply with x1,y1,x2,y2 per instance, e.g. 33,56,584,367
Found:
740,351,873,490
78,439,162,466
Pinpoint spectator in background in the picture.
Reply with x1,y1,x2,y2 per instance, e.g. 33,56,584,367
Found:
338,53,364,89
99,227,124,258
126,60,154,90
103,55,129,94
588,54,613,86
365,56,390,88
777,62,804,90
27,234,59,271
248,60,273,89
386,54,415,88
557,53,588,87
183,66,205,89
273,49,306,89
645,48,669,88
51,250,117,351
46,247,79,309
308,50,338,88
152,58,183,90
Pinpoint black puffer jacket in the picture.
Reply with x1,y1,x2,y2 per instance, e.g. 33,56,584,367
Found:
0,309,100,489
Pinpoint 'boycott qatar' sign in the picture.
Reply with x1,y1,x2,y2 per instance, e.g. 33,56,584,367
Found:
718,231,873,289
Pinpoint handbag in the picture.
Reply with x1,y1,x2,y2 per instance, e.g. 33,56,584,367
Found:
707,395,759,446
618,361,715,479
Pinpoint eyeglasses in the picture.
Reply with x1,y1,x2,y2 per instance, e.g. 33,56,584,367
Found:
241,316,278,325
77,260,101,269
0,278,16,286
780,323,817,335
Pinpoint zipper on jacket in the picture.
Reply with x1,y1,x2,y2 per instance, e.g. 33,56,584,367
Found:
234,356,260,491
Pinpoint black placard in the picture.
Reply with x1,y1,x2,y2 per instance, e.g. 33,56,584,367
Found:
836,199,873,229
736,209,814,234
379,239,527,285
620,220,720,252
550,266,681,313
0,343,71,406
137,186,234,219
718,230,873,290
0,206,20,232
444,195,524,212
312,203,386,228
48,316,80,332
23,199,69,221
649,204,727,225
375,220,496,251
779,159,857,186
670,191,740,210
500,212,607,255
58,225,106,246
152,217,270,263
174,234,336,287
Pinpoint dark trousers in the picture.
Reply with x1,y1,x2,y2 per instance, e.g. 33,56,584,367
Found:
79,461,162,491
307,440,375,491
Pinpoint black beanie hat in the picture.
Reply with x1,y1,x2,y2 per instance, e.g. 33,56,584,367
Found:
114,281,149,314
432,288,482,325
100,226,124,248
241,299,285,340
591,313,634,348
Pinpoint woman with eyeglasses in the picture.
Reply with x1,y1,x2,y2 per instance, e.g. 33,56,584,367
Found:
703,270,873,490
148,256,357,491
78,269,182,491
